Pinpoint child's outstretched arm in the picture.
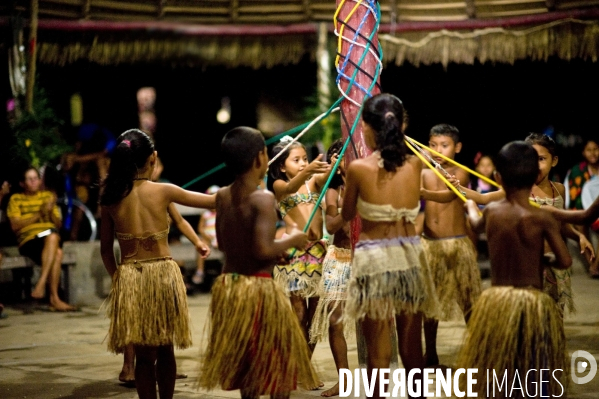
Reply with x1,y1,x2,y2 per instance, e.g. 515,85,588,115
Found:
163,183,216,209
252,190,308,260
99,207,118,277
457,184,505,205
546,196,599,225
273,154,330,197
464,199,486,234
420,167,456,203
168,203,210,258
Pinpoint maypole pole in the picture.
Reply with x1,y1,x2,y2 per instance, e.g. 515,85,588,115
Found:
334,0,399,369
335,0,382,247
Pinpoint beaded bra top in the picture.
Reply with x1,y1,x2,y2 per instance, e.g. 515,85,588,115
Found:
278,182,322,218
115,216,170,258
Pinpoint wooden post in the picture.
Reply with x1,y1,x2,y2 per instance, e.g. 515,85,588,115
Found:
25,0,39,114
316,22,330,114
316,22,332,148
465,0,476,19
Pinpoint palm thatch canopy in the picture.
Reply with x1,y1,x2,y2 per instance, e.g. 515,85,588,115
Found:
2,0,599,68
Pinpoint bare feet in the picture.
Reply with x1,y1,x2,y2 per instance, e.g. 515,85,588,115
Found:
119,369,135,385
192,270,205,285
49,297,77,312
321,382,340,397
304,381,325,391
31,286,45,299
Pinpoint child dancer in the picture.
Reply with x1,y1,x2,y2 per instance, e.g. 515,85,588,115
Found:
459,141,571,396
100,129,215,399
455,134,593,314
525,133,594,313
470,152,497,195
420,124,481,367
118,202,210,385
342,93,439,398
268,136,333,360
198,127,318,399
309,138,352,397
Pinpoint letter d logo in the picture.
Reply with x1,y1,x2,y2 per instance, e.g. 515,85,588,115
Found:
571,350,597,384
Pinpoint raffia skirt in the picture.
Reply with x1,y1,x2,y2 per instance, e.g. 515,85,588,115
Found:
345,236,440,321
456,286,567,397
198,273,319,396
274,238,327,298
543,252,575,315
309,245,353,343
105,257,192,354
421,235,482,321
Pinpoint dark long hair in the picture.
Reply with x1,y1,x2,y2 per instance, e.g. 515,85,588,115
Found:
266,139,305,192
362,93,408,172
99,129,154,205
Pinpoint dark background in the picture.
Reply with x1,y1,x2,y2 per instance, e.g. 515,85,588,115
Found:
2,54,598,190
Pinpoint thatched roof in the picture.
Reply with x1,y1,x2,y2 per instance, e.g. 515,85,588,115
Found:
2,1,599,67
3,0,599,24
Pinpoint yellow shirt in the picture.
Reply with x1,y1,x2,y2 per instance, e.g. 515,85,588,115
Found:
6,191,62,246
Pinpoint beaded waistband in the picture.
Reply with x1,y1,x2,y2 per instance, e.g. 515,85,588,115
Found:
121,256,173,265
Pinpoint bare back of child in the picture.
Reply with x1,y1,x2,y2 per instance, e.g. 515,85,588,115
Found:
216,186,287,276
342,94,440,398
481,196,568,288
100,129,216,399
459,141,571,397
198,127,318,399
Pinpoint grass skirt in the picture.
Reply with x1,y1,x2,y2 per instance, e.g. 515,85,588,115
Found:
309,246,354,343
198,273,319,396
274,238,327,298
105,257,192,354
421,235,482,321
456,286,567,397
543,260,575,315
345,236,440,321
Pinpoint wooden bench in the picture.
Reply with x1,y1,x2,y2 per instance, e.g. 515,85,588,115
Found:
0,246,77,303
